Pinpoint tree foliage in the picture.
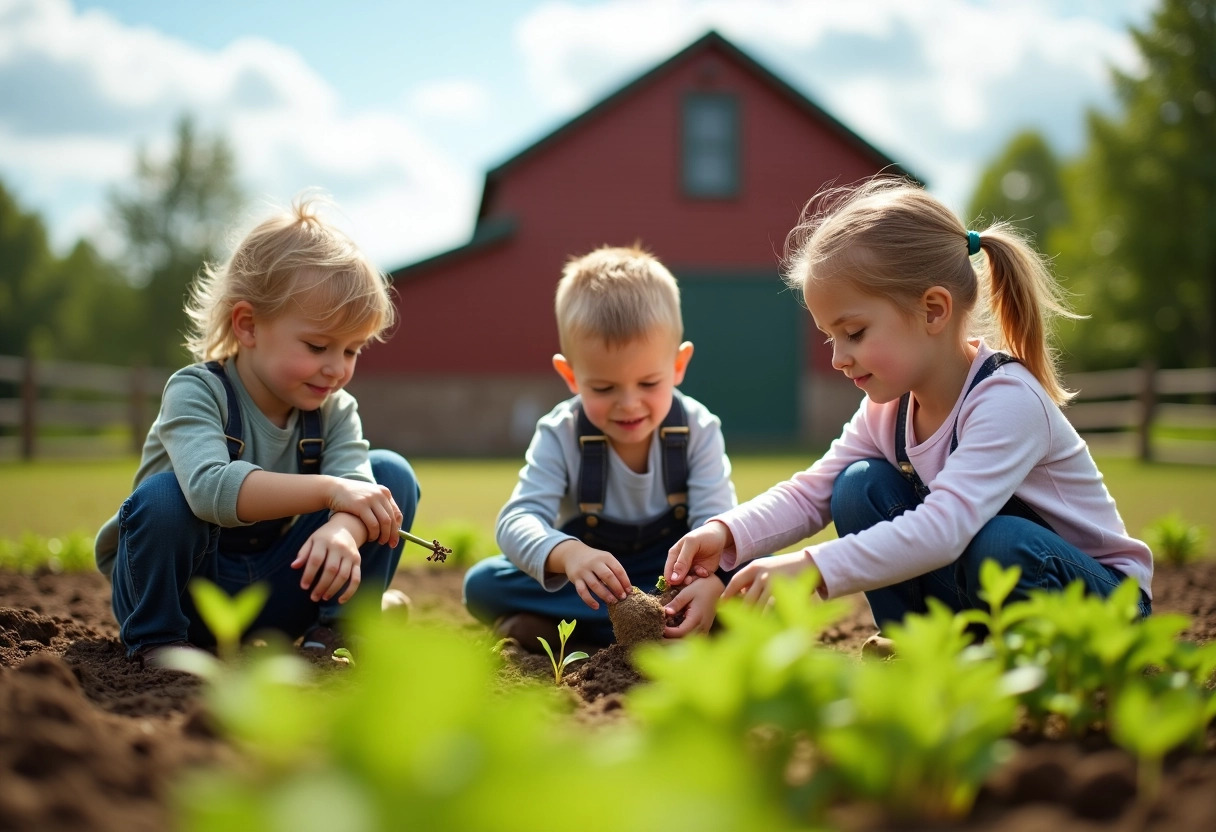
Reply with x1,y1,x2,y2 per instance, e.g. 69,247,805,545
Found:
968,0,1215,370
965,130,1068,253
0,182,56,358
109,115,243,367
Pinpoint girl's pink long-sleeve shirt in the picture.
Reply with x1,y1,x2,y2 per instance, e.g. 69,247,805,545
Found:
715,343,1154,600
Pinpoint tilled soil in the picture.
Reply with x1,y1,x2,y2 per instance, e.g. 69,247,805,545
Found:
1,560,1215,832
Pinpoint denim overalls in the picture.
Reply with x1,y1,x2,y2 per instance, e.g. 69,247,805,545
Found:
110,360,418,655
829,352,1151,629
462,397,696,645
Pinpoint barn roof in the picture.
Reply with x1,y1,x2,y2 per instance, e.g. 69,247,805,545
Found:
391,29,918,280
475,29,916,221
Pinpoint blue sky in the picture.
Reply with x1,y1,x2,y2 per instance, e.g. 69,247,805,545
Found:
0,0,1156,272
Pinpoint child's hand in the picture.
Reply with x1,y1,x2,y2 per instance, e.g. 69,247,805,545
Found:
662,574,725,638
547,540,631,611
292,523,363,603
326,478,402,547
722,552,808,608
665,520,731,585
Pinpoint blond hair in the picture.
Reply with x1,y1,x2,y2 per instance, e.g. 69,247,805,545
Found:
555,245,683,354
184,195,396,361
783,176,1078,405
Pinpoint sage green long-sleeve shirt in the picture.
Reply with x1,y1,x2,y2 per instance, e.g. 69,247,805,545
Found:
94,362,373,578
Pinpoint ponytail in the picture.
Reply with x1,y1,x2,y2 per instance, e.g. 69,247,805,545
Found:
973,224,1080,405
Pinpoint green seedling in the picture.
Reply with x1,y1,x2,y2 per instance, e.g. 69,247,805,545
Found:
333,647,355,667
190,578,270,661
537,619,589,685
655,575,669,593
1111,680,1209,808
1142,511,1208,566
155,579,270,678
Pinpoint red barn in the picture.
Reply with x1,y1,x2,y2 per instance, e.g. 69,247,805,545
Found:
354,31,914,456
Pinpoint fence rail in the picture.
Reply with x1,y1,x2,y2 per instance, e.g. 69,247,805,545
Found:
1,355,1214,463
0,355,171,460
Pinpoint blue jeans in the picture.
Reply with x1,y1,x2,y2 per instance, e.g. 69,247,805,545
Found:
830,459,1151,630
111,449,419,655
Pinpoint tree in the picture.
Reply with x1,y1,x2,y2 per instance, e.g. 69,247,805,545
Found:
1059,0,1216,369
110,115,243,367
0,182,57,358
965,131,1069,253
44,240,141,365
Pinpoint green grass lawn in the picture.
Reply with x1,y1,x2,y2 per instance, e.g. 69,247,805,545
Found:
1,452,1212,557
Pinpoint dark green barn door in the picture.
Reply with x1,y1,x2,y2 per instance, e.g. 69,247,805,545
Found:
678,275,801,446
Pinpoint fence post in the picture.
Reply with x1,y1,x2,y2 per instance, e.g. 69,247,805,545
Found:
1136,358,1157,462
129,364,147,455
20,353,36,461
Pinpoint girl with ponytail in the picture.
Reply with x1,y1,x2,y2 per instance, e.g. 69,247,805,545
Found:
665,176,1152,639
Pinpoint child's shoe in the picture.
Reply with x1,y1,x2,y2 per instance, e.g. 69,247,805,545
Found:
860,633,897,660
300,622,347,655
132,640,210,672
494,613,562,654
381,588,412,618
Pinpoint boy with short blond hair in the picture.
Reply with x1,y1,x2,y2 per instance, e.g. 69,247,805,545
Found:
462,244,738,648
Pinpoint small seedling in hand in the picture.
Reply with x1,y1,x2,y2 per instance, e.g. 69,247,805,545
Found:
537,619,589,685
655,575,669,593
398,528,453,562
332,647,356,667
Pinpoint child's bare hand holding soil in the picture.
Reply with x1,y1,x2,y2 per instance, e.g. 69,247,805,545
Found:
546,540,632,611
660,574,725,637
665,519,731,585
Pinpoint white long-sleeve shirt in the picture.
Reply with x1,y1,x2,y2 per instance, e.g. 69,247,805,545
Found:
497,391,737,591
716,342,1154,600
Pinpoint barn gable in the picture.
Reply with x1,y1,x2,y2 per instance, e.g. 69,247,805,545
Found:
354,30,914,455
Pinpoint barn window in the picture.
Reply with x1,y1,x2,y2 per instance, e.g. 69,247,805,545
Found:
681,93,740,198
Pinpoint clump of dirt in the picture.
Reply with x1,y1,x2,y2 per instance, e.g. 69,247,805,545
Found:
607,587,664,646
565,643,643,703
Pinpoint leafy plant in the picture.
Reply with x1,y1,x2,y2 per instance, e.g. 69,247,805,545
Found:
1142,511,1208,566
175,605,782,832
536,618,589,685
0,532,95,574
159,579,270,678
1111,679,1212,807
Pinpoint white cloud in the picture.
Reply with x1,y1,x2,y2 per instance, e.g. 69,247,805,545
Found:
512,0,1151,210
408,79,491,122
0,0,475,269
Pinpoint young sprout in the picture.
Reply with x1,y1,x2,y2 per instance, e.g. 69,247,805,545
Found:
332,647,356,667
398,528,453,562
190,578,269,662
159,579,270,678
655,575,669,593
537,619,589,685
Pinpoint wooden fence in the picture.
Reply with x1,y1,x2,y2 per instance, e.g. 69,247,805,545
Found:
0,355,171,460
1065,361,1216,465
1,354,1214,463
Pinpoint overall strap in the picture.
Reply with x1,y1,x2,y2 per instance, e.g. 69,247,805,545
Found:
575,396,690,514
658,395,690,506
895,352,1014,494
949,352,1018,452
297,409,324,475
203,360,324,473
204,360,245,462
894,352,1053,530
576,406,609,514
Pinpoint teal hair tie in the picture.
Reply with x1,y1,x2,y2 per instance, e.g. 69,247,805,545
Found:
967,230,981,256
